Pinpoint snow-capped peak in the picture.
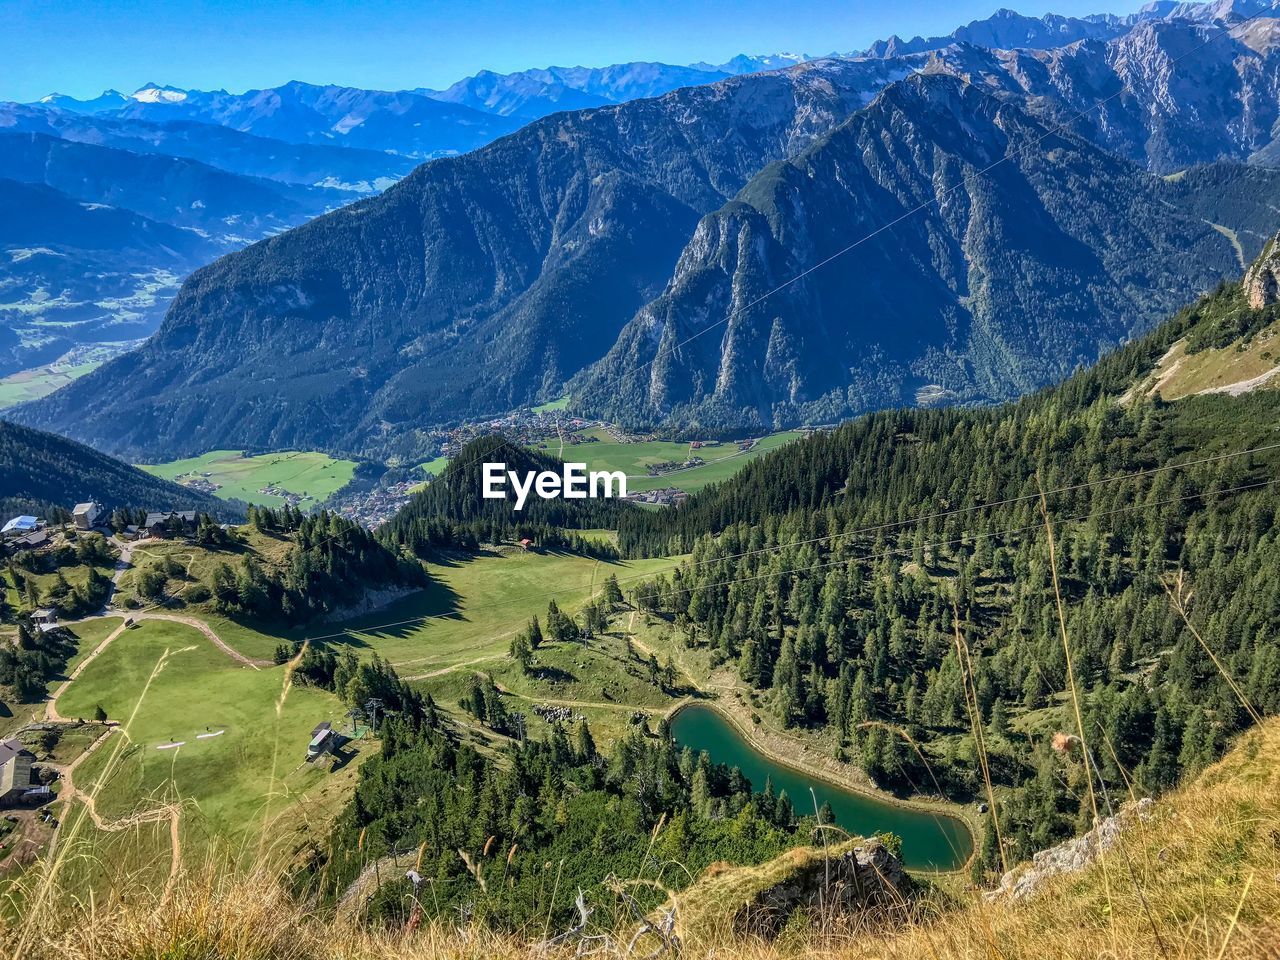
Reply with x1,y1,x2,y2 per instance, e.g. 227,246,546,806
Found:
130,83,189,103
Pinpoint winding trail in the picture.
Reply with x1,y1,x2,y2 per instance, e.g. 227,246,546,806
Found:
51,723,185,899
46,612,269,724
130,612,271,668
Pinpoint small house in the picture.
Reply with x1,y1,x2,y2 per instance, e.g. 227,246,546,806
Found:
12,530,48,550
2,516,41,540
518,538,534,551
0,739,35,806
31,608,57,626
143,510,198,538
72,501,102,530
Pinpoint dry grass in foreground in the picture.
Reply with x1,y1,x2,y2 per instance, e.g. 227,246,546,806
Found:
2,718,1279,960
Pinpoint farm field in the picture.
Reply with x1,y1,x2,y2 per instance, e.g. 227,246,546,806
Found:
531,395,570,413
138,450,358,509
0,360,103,410
549,428,804,494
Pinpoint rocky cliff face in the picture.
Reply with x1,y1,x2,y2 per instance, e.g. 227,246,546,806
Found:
987,797,1155,901
571,74,1245,433
1243,233,1280,307
994,18,1280,172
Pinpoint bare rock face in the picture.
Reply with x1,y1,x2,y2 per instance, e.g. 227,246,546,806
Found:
1244,235,1280,309
987,797,1154,902
733,837,907,938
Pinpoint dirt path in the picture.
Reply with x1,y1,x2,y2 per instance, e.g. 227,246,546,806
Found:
45,620,130,722
130,612,271,668
400,653,506,681
52,723,185,896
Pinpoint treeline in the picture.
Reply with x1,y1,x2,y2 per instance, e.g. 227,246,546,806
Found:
615,278,1280,882
378,436,622,558
6,532,115,618
313,708,810,931
0,619,76,702
0,418,238,521
209,507,427,621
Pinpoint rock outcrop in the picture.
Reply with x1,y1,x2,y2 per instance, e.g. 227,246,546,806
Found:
987,797,1154,901
1243,234,1280,308
676,837,908,944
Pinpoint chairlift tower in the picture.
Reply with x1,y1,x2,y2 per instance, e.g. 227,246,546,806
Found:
347,707,365,738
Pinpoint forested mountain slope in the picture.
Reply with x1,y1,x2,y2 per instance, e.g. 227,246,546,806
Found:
572,74,1250,432
376,435,626,555
11,58,919,459
0,418,232,519
609,247,1280,879
17,7,1280,455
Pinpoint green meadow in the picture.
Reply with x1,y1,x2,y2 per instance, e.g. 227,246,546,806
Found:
0,361,103,410
111,534,683,677
313,546,681,671
138,450,358,508
546,428,803,493
57,618,356,844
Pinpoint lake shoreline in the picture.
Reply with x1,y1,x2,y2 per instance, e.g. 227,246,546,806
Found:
666,697,977,873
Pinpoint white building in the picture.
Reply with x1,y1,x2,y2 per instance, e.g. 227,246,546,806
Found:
72,502,101,530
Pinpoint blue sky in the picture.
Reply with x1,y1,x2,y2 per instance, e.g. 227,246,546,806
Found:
4,0,1142,102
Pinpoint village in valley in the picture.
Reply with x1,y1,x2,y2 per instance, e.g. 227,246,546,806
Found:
137,404,809,527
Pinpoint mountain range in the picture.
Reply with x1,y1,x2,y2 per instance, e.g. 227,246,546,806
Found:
9,0,1280,455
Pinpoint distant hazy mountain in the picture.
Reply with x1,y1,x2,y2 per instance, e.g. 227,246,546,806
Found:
0,177,218,374
113,80,522,159
0,102,415,193
698,54,818,74
0,130,341,376
34,89,128,114
425,62,733,120
0,131,332,240
863,9,1130,58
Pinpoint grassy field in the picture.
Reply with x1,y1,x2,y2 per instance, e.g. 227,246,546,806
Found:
55,618,362,856
314,546,681,671
548,428,803,494
138,450,358,509
0,360,103,409
531,395,571,413
1145,326,1280,400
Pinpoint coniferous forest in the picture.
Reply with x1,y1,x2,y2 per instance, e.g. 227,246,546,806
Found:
609,279,1280,880
306,269,1280,918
